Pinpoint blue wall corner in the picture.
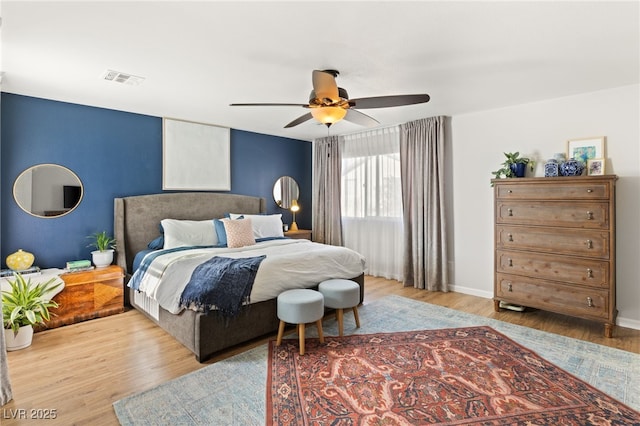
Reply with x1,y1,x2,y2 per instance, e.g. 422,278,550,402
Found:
1,94,312,268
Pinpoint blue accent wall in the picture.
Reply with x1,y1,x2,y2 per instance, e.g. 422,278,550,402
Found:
1,93,311,268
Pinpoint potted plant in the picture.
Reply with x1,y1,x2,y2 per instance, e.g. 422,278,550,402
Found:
87,231,117,268
2,273,61,351
491,152,536,181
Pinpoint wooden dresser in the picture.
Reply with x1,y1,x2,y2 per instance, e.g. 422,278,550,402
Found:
492,176,617,337
43,265,124,329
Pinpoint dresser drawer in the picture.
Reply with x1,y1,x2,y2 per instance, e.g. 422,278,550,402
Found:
495,273,610,321
496,225,609,258
496,201,609,229
495,180,611,200
496,250,609,288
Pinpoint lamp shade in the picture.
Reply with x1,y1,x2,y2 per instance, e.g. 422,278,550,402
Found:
290,199,300,212
310,107,347,125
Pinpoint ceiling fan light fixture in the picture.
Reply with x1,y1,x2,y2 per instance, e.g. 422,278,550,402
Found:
310,106,347,125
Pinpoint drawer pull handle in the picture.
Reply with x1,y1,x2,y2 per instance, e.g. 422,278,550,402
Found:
587,297,593,307
507,283,512,292
507,208,513,216
586,211,593,220
586,239,593,249
507,233,513,242
507,190,513,193
586,268,593,278
587,189,593,193
508,258,513,267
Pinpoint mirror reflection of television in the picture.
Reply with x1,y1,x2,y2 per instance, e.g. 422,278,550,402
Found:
63,185,81,209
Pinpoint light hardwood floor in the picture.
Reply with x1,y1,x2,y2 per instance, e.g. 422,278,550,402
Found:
3,276,639,425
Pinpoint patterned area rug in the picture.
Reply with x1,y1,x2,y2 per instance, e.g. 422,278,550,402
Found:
267,326,640,425
113,295,640,425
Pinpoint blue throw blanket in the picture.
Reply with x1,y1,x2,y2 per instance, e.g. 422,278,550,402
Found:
179,255,266,317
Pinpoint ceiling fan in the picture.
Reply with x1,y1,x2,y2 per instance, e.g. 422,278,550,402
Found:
230,69,430,128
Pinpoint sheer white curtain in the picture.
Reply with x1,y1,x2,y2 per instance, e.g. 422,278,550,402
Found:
341,126,404,280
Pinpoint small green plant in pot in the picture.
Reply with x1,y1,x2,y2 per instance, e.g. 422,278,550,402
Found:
87,231,117,268
491,152,535,182
2,272,61,350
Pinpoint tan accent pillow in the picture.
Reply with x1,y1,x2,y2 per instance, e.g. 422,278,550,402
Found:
222,218,256,248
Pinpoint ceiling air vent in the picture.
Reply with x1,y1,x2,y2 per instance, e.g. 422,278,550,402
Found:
101,69,145,86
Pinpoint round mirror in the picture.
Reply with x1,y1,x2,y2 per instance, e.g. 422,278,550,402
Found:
13,164,83,218
273,176,299,209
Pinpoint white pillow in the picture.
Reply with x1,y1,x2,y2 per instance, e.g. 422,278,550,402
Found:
227,213,284,239
160,219,218,249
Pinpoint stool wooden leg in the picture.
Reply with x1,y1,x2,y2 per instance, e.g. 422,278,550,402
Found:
337,308,344,336
276,320,286,346
352,306,361,328
298,323,305,355
316,319,324,343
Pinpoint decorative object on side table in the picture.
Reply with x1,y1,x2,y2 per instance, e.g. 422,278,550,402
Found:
289,200,300,231
559,158,585,176
86,231,117,268
587,158,606,176
490,152,535,184
544,152,567,177
5,249,35,271
567,136,606,164
544,159,559,177
2,273,61,351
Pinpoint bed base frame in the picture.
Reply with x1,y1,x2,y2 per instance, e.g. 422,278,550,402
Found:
114,192,364,362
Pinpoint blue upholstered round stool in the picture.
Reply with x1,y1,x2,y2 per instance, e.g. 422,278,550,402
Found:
276,289,325,355
318,279,361,336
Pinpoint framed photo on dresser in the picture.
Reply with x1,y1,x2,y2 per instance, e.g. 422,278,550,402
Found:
587,158,605,176
567,136,606,163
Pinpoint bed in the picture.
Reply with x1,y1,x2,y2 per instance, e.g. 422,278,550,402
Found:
114,192,365,362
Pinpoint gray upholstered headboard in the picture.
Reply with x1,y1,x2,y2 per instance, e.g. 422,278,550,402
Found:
114,193,266,275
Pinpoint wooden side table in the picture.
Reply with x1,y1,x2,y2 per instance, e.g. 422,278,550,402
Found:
42,265,124,330
285,229,312,240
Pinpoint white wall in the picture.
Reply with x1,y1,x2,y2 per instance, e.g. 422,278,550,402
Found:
450,84,640,329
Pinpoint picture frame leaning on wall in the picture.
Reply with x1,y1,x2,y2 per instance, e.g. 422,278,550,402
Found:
566,136,606,164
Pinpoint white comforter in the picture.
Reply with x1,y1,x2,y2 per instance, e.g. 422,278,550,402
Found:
130,239,365,314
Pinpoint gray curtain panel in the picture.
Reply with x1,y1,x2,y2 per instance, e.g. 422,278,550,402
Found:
400,116,449,291
312,135,343,246
1,298,13,406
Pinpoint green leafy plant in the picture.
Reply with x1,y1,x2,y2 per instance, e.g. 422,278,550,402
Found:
491,152,536,181
86,231,116,252
2,273,61,334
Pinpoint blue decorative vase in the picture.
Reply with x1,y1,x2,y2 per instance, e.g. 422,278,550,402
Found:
544,159,559,177
510,163,526,177
559,158,585,176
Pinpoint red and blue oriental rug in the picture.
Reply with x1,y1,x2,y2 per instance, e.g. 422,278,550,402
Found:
267,326,640,425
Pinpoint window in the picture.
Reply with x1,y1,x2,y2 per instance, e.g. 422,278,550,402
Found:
341,127,404,280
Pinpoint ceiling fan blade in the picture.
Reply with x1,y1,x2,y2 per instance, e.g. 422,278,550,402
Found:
230,103,308,107
312,70,339,103
284,112,313,128
348,94,430,109
344,109,380,127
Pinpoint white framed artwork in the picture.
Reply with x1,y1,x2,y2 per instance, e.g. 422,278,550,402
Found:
163,118,231,191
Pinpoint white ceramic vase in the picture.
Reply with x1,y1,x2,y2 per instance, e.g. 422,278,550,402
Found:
91,249,114,268
4,325,34,351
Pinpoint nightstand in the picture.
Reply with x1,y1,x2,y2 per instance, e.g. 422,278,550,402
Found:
285,229,312,240
44,265,124,329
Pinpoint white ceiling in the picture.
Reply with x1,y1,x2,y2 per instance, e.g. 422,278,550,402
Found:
1,1,638,142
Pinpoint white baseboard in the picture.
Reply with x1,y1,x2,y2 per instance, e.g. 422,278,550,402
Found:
618,317,640,331
448,284,492,299
449,285,640,331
